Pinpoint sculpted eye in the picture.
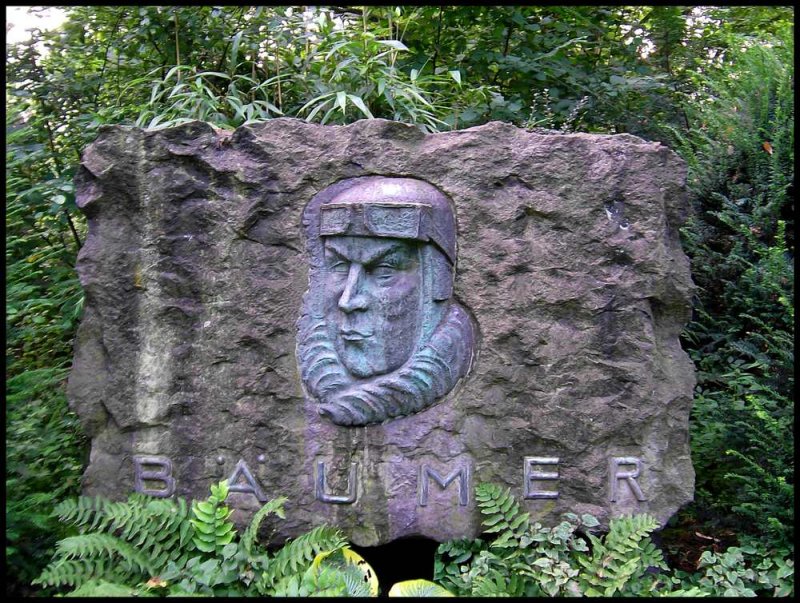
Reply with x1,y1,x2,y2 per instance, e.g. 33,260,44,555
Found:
328,260,349,273
371,264,400,279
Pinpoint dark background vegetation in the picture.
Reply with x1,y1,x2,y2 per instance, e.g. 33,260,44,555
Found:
6,5,793,596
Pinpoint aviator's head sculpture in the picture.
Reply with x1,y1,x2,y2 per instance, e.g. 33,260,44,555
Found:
297,176,476,426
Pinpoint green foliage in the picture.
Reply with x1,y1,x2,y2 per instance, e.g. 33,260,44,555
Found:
254,524,348,595
66,579,142,597
33,480,357,596
675,544,794,598
437,483,666,597
272,546,378,597
671,24,794,551
33,493,195,591
7,19,91,592
435,483,791,597
6,6,795,592
272,562,360,597
475,483,531,547
577,514,666,596
5,368,86,589
388,578,455,597
190,480,236,554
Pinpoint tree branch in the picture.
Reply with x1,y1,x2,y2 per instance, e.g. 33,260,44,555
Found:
215,7,249,74
93,9,127,109
147,30,167,62
491,16,515,86
431,7,444,75
63,208,83,250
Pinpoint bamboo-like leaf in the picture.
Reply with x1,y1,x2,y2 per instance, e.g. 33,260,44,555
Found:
336,90,347,113
299,91,336,115
377,39,409,51
305,97,334,122
347,94,373,118
320,103,340,125
196,71,231,80
230,31,243,72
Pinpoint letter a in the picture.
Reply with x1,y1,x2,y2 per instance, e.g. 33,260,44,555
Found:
227,459,268,502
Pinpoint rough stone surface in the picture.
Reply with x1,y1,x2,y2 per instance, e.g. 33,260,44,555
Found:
69,118,696,546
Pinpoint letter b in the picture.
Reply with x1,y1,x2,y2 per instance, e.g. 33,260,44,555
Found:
133,455,176,498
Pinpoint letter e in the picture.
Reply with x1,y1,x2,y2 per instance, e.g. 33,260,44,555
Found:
524,457,559,499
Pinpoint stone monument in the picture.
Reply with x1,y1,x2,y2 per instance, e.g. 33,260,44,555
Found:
69,118,696,546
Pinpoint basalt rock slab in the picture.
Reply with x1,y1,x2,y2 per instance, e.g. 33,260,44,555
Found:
69,118,696,546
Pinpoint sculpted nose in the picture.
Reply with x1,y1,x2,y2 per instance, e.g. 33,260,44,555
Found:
338,264,368,313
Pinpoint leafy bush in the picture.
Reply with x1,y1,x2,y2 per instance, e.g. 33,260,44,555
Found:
6,6,794,593
434,483,793,597
674,544,794,597
33,480,378,596
670,27,794,550
6,98,88,593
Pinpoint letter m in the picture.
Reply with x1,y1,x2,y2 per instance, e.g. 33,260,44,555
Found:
418,464,470,506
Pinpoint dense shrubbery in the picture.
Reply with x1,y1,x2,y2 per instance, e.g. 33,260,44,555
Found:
33,480,379,596
672,30,794,553
433,484,792,597
35,482,793,596
6,5,793,596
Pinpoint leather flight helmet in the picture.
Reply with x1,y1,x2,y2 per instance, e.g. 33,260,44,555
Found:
319,177,457,266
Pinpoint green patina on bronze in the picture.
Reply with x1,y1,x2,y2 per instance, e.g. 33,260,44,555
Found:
297,177,477,426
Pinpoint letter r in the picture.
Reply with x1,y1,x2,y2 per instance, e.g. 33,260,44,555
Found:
609,457,646,502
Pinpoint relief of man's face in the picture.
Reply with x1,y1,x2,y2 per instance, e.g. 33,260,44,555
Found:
323,235,422,379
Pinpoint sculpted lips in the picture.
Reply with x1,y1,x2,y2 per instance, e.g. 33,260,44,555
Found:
340,329,373,341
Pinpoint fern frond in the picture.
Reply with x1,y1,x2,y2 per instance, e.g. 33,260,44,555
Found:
272,525,347,577
33,556,127,589
471,569,512,597
577,513,662,596
190,482,236,555
604,514,660,553
55,533,154,575
241,496,287,556
475,483,530,545
49,491,196,585
65,578,138,597
258,525,347,593
334,563,372,597
54,495,105,530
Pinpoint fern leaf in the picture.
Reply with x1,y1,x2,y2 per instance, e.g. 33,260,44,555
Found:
577,513,662,596
242,497,287,556
471,569,511,597
34,557,116,589
259,525,346,592
65,579,138,597
55,533,154,575
475,484,529,546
